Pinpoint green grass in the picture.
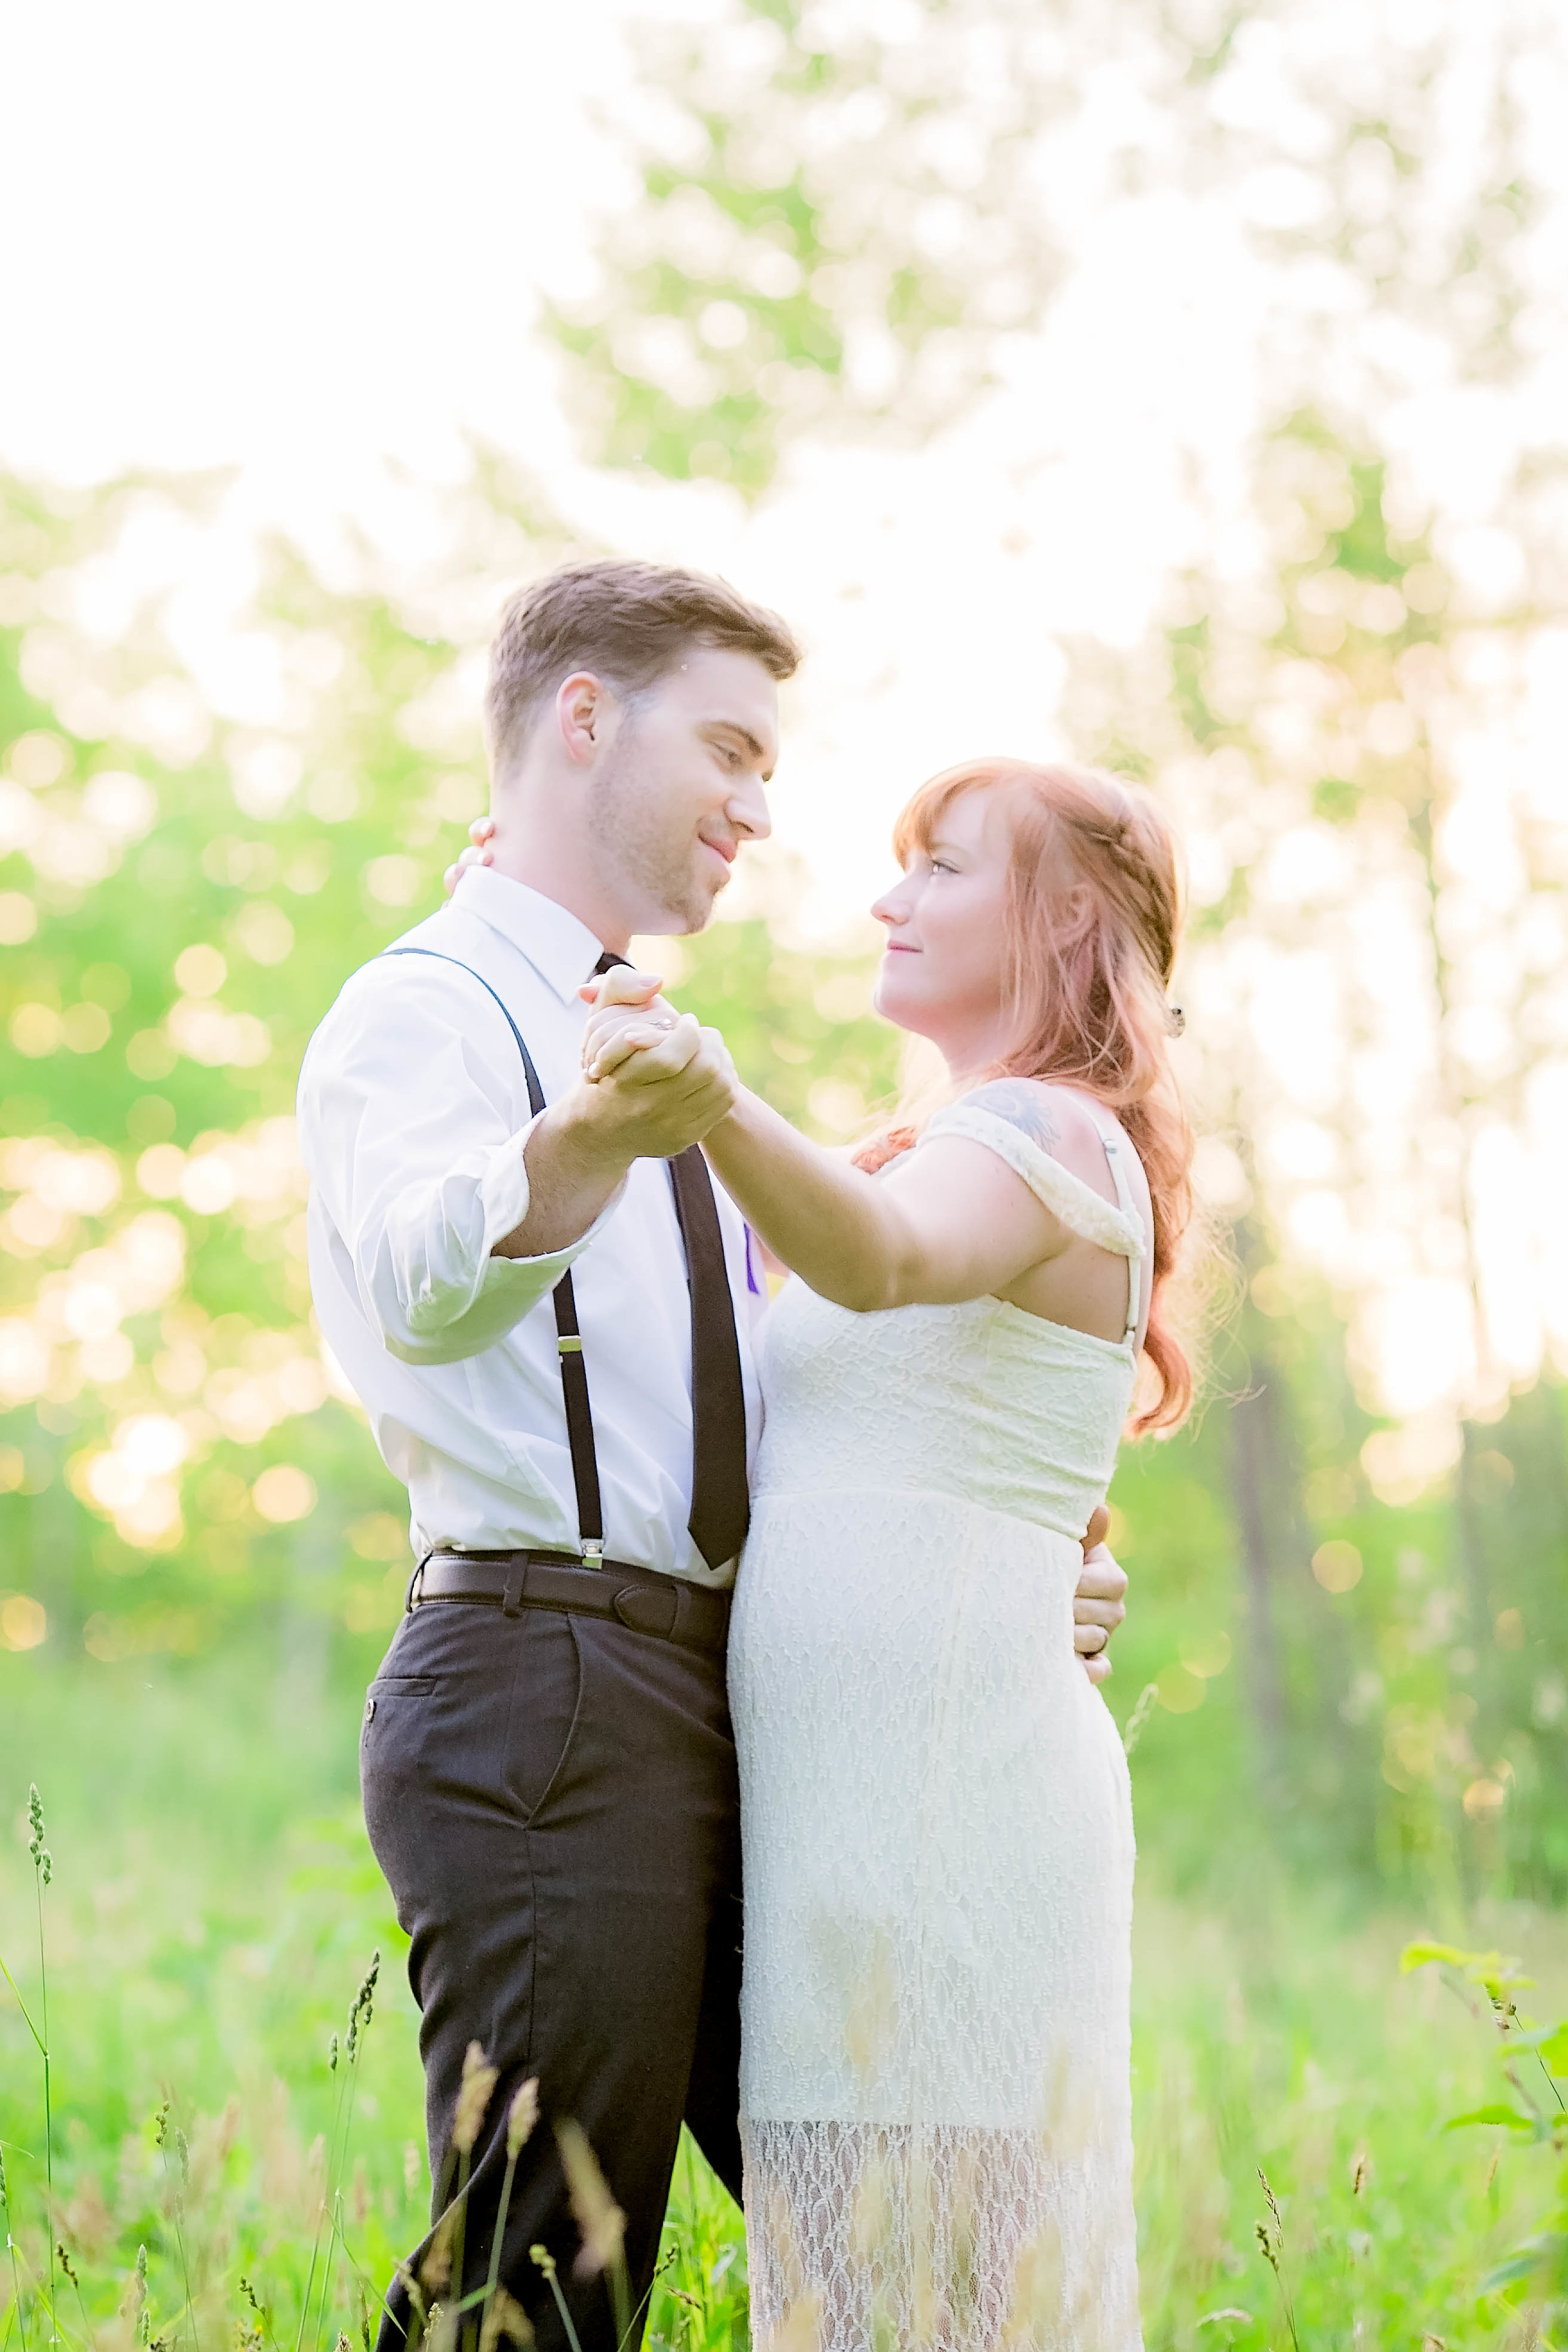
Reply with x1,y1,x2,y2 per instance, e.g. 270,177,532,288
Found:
2,1652,1565,2350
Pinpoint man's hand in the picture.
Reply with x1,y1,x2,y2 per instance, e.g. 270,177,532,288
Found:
493,997,735,1260
571,1004,736,1162
1074,1503,1128,1687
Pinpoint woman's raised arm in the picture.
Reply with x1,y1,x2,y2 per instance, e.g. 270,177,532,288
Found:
698,1086,1069,1312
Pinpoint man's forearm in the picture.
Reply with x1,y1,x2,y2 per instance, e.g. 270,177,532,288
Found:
492,1103,630,1259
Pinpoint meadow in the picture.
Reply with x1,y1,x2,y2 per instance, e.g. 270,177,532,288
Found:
3,1643,1565,2351
6,11,1568,2331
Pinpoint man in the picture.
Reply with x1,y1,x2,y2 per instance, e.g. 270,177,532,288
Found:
297,559,1128,2352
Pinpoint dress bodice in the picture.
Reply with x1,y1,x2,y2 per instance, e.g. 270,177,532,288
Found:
751,1096,1146,1543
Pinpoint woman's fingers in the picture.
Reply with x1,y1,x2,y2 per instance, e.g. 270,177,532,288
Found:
605,1011,705,1084
443,838,495,896
586,1026,666,1078
580,966,665,1010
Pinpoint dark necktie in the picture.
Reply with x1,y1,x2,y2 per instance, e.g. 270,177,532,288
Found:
595,951,750,1570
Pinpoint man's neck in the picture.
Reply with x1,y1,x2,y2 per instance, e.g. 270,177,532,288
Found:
482,828,635,958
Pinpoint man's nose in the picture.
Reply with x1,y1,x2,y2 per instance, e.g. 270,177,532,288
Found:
729,773,773,842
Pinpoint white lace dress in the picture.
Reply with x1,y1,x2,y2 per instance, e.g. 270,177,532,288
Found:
729,1095,1146,2351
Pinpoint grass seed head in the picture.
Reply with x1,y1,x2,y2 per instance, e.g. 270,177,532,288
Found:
478,2286,534,2352
329,2033,340,2075
57,2242,79,2284
346,1952,381,2062
28,1784,51,1884
555,2121,626,2279
122,2245,151,2326
507,2079,539,2159
453,2042,499,2157
0,2144,8,2206
527,2247,556,2283
394,2260,428,2327
420,2212,455,2296
1121,1682,1160,1761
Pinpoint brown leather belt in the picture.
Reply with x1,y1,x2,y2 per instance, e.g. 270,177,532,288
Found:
409,1550,731,1659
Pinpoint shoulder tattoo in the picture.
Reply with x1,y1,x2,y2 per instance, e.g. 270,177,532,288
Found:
963,1079,1062,1148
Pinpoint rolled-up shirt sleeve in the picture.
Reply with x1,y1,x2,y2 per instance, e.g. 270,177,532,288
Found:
299,960,613,1365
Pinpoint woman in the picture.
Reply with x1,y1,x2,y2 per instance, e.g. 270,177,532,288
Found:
583,757,1195,2349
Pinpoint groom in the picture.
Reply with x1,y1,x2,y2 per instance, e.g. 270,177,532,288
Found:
297,558,1130,2352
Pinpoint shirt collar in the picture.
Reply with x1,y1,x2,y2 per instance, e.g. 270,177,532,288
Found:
452,868,605,1006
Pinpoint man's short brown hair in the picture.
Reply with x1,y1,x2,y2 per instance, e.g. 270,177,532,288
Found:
485,557,800,778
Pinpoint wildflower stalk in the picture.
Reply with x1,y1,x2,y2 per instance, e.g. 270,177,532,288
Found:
299,1954,378,2352
1254,2170,1301,2352
55,2242,93,2348
476,2080,537,2348
1121,1682,1160,1761
155,2108,200,2352
26,1790,55,2351
1,2145,29,2352
554,2126,627,2351
446,2045,497,2352
526,2252,581,2352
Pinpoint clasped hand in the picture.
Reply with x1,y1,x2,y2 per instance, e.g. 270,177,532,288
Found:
571,965,736,1159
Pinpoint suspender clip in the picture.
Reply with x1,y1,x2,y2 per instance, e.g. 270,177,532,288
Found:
580,1539,605,1569
557,1335,583,1354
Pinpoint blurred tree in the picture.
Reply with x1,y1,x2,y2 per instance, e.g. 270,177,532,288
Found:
0,462,901,1691
546,0,1568,1890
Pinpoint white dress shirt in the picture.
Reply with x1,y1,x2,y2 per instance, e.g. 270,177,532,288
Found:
296,868,763,1585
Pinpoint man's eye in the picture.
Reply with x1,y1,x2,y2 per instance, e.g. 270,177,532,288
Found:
930,859,956,876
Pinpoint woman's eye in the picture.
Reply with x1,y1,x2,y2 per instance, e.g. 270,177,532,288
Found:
930,859,956,876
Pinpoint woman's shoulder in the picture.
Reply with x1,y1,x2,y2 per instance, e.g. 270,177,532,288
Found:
934,1079,1120,1190
921,1081,1150,1264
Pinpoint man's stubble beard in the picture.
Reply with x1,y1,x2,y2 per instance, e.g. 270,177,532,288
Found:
591,729,723,938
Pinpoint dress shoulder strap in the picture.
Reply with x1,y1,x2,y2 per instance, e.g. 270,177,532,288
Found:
923,1094,1145,1270
1074,1101,1147,1347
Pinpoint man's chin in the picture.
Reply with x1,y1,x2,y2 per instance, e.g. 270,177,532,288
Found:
647,874,725,938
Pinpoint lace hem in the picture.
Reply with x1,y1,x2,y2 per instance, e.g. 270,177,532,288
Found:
743,2117,1141,2351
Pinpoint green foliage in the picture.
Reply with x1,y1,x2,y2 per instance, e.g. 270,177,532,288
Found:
0,467,899,1698
4,1711,1568,2345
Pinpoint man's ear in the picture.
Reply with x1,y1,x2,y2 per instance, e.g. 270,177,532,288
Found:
556,672,610,767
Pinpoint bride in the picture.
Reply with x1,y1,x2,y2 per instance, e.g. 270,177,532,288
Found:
583,756,1196,2349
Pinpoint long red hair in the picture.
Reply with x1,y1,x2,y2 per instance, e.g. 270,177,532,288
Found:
861,758,1197,1434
